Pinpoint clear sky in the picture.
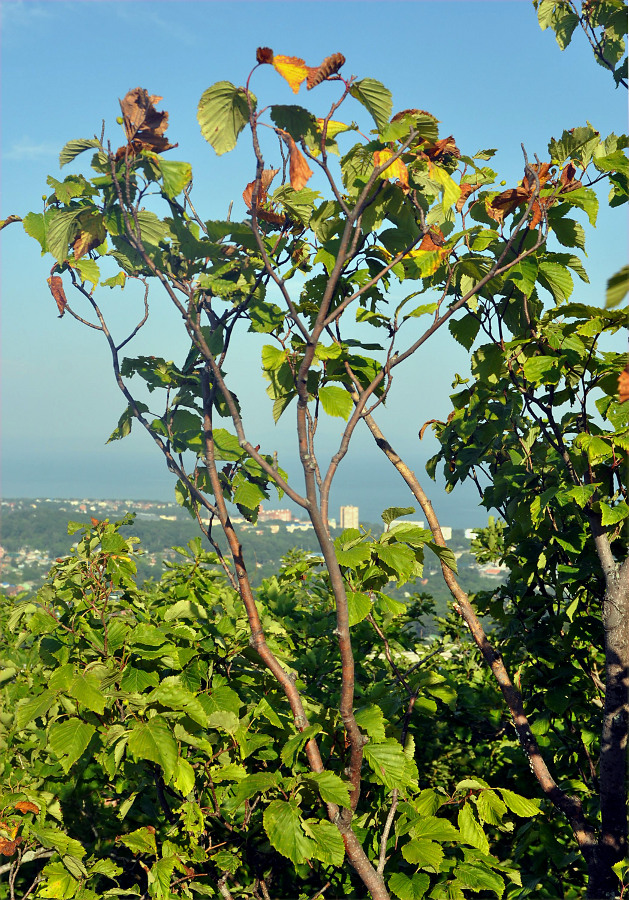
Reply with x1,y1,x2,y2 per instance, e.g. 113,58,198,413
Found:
1,0,626,526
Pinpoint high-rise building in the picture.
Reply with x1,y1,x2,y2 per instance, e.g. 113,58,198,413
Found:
340,505,359,530
258,507,292,522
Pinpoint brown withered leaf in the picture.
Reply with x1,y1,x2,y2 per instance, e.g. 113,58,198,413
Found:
47,275,67,317
306,53,346,89
0,836,22,857
282,134,313,191
73,230,101,260
559,162,582,194
256,47,274,64
14,802,39,815
487,186,530,224
619,366,629,403
116,88,178,160
419,418,444,440
425,136,461,162
242,169,286,225
456,182,480,213
242,168,279,210
0,214,22,232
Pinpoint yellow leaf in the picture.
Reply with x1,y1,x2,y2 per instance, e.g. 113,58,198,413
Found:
273,55,309,94
315,118,354,139
374,149,409,188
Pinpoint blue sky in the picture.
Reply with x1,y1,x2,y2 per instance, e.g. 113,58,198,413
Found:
1,0,626,526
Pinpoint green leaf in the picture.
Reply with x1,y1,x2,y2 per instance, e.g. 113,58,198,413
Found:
522,356,562,385
382,506,415,525
457,804,489,855
538,260,573,304
318,384,353,420
551,216,586,251
426,542,458,574
75,258,99,286
197,82,253,155
306,771,352,807
173,757,196,795
412,815,459,842
49,719,96,773
363,739,408,789
69,673,105,714
46,208,84,261
600,500,629,526
156,158,192,198
449,314,480,351
263,799,314,865
354,705,387,742
498,788,540,817
127,716,178,783
37,861,78,899
402,838,444,870
456,863,505,898
231,772,279,807
305,818,345,867
16,690,56,729
146,684,208,726
281,724,322,767
347,590,373,626
117,826,157,856
389,872,430,900
59,138,100,168
606,265,629,308
31,827,86,859
476,790,508,826
350,78,393,134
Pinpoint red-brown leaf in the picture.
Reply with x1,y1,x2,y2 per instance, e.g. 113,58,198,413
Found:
256,47,274,64
283,134,313,191
619,366,629,403
425,135,461,162
14,802,39,815
456,182,480,213
306,53,346,89
47,275,67,317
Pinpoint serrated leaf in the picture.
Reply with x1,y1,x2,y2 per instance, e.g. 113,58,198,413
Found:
197,82,253,155
457,804,489,855
600,500,629,526
497,788,540,817
59,138,100,168
476,790,508,826
382,506,416,525
263,799,314,865
350,78,393,133
117,826,157,856
412,815,460,842
389,872,431,900
347,590,373,626
305,818,345,866
49,719,96,773
69,673,105,714
306,771,352,807
127,716,178,783
606,265,629,308
522,355,562,385
281,724,322,767
156,158,192,198
354,705,387,742
364,739,408,789
402,838,444,870
318,384,353,420
231,773,278,807
456,863,505,897
16,690,56,729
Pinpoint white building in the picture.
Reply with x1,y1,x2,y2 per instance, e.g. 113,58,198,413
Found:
340,505,359,530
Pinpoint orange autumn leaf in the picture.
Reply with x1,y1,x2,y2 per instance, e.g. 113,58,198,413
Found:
243,169,286,225
256,46,274,64
273,55,309,94
619,366,629,403
47,275,67,317
13,802,39,815
559,161,582,194
280,133,313,191
374,149,409,188
425,135,461,162
306,52,346,89
0,836,22,856
456,182,481,213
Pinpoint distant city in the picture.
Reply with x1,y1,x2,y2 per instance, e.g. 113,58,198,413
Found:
0,497,506,596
